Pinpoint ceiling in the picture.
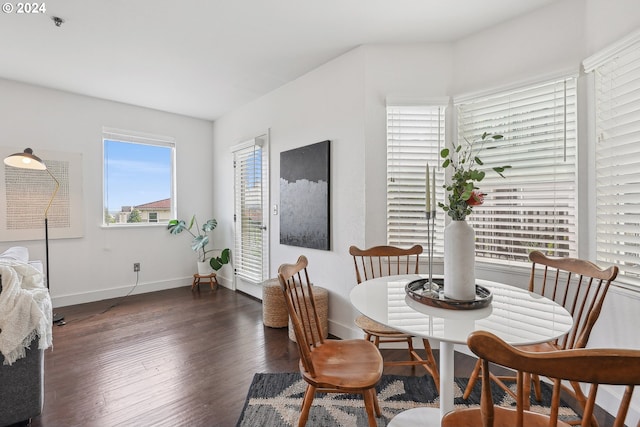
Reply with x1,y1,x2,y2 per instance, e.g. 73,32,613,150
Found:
0,0,559,121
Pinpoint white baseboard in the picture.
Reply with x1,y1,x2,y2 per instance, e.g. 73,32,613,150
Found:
50,274,234,308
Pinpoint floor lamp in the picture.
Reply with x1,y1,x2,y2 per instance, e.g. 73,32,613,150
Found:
4,148,64,324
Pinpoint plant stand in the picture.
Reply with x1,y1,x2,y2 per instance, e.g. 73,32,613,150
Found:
191,273,218,291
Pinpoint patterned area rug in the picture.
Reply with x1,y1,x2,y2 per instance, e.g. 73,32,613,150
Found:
236,372,579,427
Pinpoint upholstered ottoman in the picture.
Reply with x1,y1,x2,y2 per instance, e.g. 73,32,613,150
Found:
288,285,329,342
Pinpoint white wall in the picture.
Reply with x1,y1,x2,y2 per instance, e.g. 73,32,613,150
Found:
452,0,587,96
212,47,368,336
0,78,215,307
212,43,454,337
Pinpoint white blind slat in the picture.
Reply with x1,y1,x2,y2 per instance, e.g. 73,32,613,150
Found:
456,77,578,265
233,138,268,283
387,105,446,251
594,38,640,289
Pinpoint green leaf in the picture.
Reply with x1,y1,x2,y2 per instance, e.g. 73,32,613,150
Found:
492,134,504,140
188,215,196,231
442,159,450,168
468,170,480,180
191,235,209,252
493,165,511,178
440,148,449,158
202,219,218,232
220,248,230,263
167,219,186,234
209,258,222,271
474,156,483,165
210,248,231,271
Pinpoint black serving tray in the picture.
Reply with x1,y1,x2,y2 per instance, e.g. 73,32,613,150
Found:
405,278,492,310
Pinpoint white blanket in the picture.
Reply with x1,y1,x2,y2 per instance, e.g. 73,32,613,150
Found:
0,259,53,365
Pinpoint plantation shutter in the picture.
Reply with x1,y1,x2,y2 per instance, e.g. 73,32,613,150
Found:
387,104,446,255
585,31,640,288
233,135,269,283
456,76,578,265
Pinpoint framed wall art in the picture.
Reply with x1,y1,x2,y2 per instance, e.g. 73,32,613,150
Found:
0,147,84,242
279,140,330,250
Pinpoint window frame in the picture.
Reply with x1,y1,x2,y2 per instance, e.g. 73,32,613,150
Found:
102,127,176,227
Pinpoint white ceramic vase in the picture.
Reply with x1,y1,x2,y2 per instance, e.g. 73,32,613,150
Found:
443,220,477,301
197,260,213,275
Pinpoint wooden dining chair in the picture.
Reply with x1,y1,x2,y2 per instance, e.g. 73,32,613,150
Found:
349,245,440,389
443,330,640,427
463,250,618,425
278,255,384,427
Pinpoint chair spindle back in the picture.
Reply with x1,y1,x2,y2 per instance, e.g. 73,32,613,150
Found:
466,331,640,427
349,245,422,284
278,255,324,377
528,251,618,350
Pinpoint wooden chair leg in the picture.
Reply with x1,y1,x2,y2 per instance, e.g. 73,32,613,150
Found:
568,380,599,427
463,358,482,399
298,385,316,427
406,336,416,356
523,372,532,411
371,387,381,417
422,339,440,393
363,388,379,427
532,373,542,401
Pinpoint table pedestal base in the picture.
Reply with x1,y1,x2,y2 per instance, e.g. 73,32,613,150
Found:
388,407,440,426
388,341,455,427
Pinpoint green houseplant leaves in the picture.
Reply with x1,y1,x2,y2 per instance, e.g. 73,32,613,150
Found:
167,215,230,271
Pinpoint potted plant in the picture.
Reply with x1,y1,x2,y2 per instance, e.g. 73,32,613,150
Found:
167,215,230,275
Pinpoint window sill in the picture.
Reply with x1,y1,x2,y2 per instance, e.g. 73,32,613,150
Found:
100,223,168,229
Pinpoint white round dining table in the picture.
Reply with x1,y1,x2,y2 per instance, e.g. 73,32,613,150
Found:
349,274,573,426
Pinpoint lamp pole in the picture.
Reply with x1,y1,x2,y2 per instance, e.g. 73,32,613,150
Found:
4,148,64,324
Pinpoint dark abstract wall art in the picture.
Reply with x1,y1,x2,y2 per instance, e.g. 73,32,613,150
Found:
279,140,330,250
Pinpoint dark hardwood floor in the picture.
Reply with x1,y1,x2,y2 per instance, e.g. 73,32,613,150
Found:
28,286,441,427
23,285,608,427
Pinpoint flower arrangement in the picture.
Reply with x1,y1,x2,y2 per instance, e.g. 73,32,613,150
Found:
438,132,510,221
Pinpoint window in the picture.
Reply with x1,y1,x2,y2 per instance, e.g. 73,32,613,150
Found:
233,134,269,284
387,104,446,255
103,128,175,225
585,31,640,288
455,76,578,265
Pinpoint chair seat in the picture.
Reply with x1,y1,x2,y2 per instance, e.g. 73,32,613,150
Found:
355,314,412,337
303,339,383,391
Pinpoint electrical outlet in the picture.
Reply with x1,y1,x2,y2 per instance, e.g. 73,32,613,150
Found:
133,262,140,272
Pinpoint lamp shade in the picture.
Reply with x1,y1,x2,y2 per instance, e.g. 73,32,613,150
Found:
4,148,47,170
